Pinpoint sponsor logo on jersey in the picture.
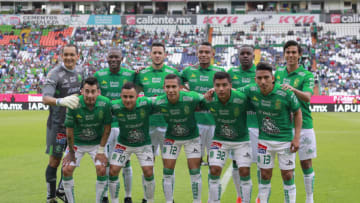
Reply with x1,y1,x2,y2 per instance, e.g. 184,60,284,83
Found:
242,77,251,84
183,96,193,102
234,107,240,117
170,109,181,115
233,75,238,80
275,90,286,97
258,143,267,154
126,113,137,120
56,133,67,145
110,81,119,87
191,73,196,78
85,114,95,121
114,144,126,153
252,96,259,101
210,141,222,149
184,105,190,115
76,114,82,119
70,76,77,83
98,110,104,120
199,75,209,82
261,117,280,135
123,72,132,76
293,78,300,88
140,109,146,118
152,77,161,83
117,113,124,117
143,77,148,81
219,109,229,115
209,107,216,113
233,98,244,104
164,138,175,145
261,100,271,107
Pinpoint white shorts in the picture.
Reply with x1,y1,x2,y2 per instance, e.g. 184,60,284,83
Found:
209,141,252,168
257,140,296,170
162,137,201,160
65,145,101,167
149,126,166,156
106,127,119,157
249,128,259,163
110,142,154,167
298,128,317,161
198,124,215,156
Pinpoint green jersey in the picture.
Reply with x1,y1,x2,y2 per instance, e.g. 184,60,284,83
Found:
135,64,181,127
201,90,248,142
240,83,300,142
111,96,153,147
153,91,204,140
181,65,224,125
227,64,258,128
94,67,135,128
275,65,314,129
64,95,112,146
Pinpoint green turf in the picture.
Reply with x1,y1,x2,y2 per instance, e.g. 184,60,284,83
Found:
0,111,359,202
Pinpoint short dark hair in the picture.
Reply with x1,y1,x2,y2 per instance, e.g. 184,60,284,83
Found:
63,44,79,55
151,42,165,52
122,82,136,91
256,62,274,75
82,76,99,88
199,41,212,47
164,74,181,85
283,40,302,54
213,71,232,83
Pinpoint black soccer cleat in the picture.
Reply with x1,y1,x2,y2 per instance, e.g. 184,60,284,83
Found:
124,197,133,203
102,196,109,203
47,198,58,203
56,189,68,203
142,198,147,203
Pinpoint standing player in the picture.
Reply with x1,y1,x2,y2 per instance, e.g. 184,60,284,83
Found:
62,77,112,203
135,42,182,158
153,74,203,203
275,40,316,203
94,48,135,203
109,82,155,203
240,62,302,203
203,72,252,203
181,42,224,165
42,44,84,203
227,45,258,203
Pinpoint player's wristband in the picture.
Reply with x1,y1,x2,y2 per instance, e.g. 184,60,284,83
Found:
97,146,105,154
56,98,62,106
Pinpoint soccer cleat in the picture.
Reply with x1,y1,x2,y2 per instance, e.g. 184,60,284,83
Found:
47,198,58,203
124,197,133,203
142,198,147,203
102,196,109,203
236,197,242,203
256,197,260,203
56,189,68,203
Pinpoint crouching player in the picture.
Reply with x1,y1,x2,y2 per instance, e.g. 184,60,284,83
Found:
239,62,302,203
109,82,155,203
153,74,203,203
62,77,112,203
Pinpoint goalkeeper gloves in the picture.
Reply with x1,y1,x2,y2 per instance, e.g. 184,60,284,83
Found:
56,94,79,109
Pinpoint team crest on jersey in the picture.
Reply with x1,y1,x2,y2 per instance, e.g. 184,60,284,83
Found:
261,117,280,135
114,144,126,153
128,129,145,143
77,74,82,82
184,105,190,115
293,78,300,88
210,142,222,149
172,124,189,137
140,109,146,118
164,138,175,145
221,124,236,139
275,100,282,110
56,133,67,145
258,143,267,154
98,110,104,120
234,107,240,117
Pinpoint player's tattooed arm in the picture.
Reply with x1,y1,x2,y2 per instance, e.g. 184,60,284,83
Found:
290,108,303,153
63,128,76,166
95,124,111,166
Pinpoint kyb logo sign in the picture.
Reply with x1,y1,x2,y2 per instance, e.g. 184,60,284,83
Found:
202,16,238,24
278,15,316,24
125,15,194,25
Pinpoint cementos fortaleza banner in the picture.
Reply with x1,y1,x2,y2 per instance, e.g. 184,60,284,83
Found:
197,14,319,25
122,15,196,25
0,15,121,25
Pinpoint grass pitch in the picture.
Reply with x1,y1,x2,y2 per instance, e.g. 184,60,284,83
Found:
0,111,359,202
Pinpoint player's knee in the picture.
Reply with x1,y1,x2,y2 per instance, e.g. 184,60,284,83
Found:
109,166,120,177
210,166,222,176
260,170,272,180
239,167,250,177
49,156,61,168
96,165,106,176
300,159,312,169
281,170,294,181
62,166,74,177
143,167,153,177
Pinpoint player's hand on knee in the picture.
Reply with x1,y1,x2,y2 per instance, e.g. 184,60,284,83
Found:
95,153,108,166
56,94,79,109
63,151,76,166
290,138,300,153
